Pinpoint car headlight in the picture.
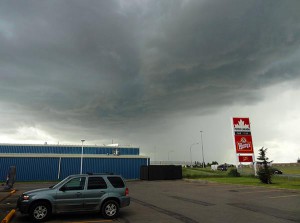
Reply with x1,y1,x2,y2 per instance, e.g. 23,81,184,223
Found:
22,194,30,200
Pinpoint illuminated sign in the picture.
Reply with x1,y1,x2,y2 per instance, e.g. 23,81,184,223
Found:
234,135,254,154
238,155,253,162
232,117,254,163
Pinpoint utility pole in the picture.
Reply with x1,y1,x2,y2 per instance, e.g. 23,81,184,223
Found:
200,131,205,168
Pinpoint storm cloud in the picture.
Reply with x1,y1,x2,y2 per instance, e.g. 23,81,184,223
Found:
1,0,300,163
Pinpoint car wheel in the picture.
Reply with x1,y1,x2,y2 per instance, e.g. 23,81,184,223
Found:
274,171,278,174
30,201,51,222
102,200,119,219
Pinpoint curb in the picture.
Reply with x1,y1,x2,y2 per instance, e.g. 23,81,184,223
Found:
1,209,16,223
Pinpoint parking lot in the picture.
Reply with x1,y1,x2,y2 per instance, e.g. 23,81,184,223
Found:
1,180,300,223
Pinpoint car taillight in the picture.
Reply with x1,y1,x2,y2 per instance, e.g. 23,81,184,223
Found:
125,187,129,196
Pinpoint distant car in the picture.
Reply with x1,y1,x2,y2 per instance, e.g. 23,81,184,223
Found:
217,164,227,171
17,173,130,222
271,168,283,174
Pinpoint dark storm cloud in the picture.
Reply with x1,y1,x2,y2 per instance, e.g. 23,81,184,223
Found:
0,0,143,124
141,0,300,110
134,0,300,118
1,0,300,137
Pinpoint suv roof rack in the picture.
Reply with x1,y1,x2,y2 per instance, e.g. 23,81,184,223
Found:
86,172,114,175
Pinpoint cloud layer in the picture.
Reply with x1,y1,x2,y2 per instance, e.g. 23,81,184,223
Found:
1,0,300,162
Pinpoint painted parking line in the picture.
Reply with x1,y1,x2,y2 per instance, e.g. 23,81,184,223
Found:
269,194,300,199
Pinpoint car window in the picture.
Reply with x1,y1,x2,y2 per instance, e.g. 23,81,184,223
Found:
107,176,125,188
52,176,71,189
87,177,107,189
63,177,86,191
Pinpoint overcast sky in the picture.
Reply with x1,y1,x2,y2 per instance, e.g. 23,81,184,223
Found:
1,0,300,164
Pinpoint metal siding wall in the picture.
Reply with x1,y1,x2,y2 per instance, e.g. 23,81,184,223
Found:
0,157,13,180
0,157,58,181
0,156,148,181
0,144,145,181
81,158,147,179
0,145,140,156
82,158,116,178
59,158,81,179
119,148,125,155
57,157,148,180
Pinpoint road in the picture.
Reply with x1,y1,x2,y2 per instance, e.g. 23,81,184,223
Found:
3,180,300,223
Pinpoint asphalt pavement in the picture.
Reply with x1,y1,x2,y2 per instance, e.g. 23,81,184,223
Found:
1,180,300,223
0,188,18,222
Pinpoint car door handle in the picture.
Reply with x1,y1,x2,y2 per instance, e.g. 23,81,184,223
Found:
76,192,82,197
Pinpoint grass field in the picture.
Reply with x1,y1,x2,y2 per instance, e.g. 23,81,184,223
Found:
274,165,300,174
183,166,300,190
236,165,300,175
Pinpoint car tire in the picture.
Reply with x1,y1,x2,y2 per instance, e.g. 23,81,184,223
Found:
101,200,119,219
30,201,51,222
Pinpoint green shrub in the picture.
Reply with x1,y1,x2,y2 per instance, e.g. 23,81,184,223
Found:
227,169,240,177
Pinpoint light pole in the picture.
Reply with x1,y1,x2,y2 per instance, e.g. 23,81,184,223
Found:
200,131,205,168
189,143,199,166
80,139,85,174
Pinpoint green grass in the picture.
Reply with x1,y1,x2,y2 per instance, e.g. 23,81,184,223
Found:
183,167,300,190
273,165,300,174
237,165,300,175
182,167,228,178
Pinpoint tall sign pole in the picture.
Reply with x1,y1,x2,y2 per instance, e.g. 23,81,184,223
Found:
232,117,256,175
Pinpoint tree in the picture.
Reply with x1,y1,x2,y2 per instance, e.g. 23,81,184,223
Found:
257,147,272,184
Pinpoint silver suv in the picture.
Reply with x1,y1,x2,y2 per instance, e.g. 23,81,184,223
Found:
17,173,130,222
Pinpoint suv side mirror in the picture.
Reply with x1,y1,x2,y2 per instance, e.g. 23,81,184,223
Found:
60,186,66,192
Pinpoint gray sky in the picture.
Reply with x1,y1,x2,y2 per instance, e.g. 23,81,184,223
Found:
1,0,300,164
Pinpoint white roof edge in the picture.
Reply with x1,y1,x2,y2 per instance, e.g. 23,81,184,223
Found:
0,153,149,159
0,143,139,148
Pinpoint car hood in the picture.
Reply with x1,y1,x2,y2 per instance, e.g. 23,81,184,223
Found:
24,188,53,195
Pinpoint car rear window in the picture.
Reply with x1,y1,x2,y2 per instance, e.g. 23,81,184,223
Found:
87,177,107,189
107,176,125,188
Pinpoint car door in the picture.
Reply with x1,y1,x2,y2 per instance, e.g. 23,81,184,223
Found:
82,176,108,210
54,176,86,212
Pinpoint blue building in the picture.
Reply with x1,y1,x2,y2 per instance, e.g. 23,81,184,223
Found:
0,143,149,181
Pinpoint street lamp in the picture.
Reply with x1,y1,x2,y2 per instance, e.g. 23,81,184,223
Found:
200,131,205,168
189,143,199,166
80,139,85,174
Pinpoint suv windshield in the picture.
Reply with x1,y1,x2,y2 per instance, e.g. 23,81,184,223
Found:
50,176,72,189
